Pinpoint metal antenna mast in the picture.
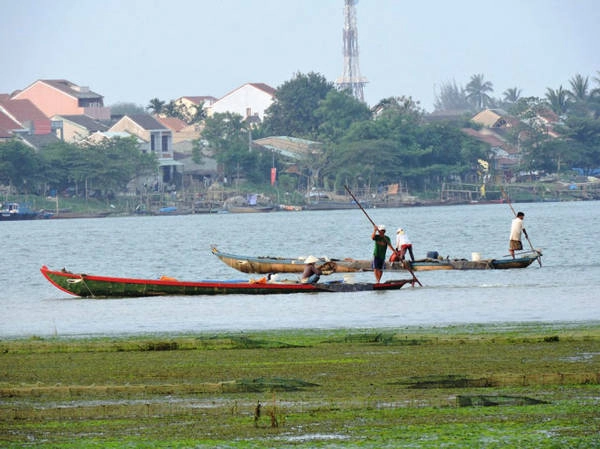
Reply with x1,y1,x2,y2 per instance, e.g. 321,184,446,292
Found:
336,0,367,102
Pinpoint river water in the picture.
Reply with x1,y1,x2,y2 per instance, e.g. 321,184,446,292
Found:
1,200,599,338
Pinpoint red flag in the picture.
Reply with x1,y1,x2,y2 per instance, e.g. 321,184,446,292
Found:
270,167,277,185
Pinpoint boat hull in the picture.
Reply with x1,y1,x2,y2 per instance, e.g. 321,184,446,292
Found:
226,206,274,213
0,213,39,221
211,247,539,274
40,266,412,298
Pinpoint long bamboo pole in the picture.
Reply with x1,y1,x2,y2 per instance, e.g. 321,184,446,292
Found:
344,185,422,286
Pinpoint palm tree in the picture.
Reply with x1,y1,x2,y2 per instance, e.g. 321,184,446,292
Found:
502,87,522,103
568,74,589,101
589,71,600,118
189,103,207,124
545,86,570,115
592,71,600,96
146,98,165,115
162,100,182,119
465,74,494,110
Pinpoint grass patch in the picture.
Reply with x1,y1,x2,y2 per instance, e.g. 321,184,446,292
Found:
1,323,600,448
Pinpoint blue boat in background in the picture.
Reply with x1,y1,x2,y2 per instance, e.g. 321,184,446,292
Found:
0,202,39,221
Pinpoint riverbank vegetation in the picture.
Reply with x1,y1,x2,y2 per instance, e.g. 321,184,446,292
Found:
1,323,599,447
2,72,600,214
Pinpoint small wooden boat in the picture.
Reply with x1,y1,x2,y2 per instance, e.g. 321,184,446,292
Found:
211,247,541,274
40,265,414,298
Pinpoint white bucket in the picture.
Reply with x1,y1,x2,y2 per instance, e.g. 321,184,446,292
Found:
471,252,481,261
343,274,356,284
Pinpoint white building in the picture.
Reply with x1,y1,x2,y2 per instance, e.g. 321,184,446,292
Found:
208,83,276,121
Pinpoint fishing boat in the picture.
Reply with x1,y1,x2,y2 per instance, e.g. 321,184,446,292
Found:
0,202,39,220
40,265,414,298
226,205,274,213
409,255,540,271
211,247,541,274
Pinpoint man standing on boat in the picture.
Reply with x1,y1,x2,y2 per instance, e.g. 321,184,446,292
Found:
372,225,391,283
509,212,528,259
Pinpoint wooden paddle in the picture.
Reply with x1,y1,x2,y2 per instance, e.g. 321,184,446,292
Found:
344,185,422,286
500,187,542,267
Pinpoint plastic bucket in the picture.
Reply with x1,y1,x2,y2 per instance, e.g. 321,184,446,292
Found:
426,251,439,259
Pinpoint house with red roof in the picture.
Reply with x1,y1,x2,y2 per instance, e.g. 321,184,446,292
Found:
154,115,202,144
0,110,24,141
0,96,52,135
466,108,563,182
11,79,110,120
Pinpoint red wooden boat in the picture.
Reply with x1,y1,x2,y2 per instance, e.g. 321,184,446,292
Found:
40,266,414,299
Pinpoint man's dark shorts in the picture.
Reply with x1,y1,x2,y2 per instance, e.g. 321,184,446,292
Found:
372,256,385,270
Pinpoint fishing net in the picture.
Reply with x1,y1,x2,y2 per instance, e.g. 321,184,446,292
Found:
319,260,337,274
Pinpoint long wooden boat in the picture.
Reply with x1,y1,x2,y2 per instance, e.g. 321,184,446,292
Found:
211,247,540,274
40,265,413,298
226,205,274,213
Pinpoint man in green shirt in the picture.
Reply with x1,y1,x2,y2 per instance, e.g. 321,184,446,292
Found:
371,224,391,283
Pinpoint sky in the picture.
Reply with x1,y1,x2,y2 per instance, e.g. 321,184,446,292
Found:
1,0,599,112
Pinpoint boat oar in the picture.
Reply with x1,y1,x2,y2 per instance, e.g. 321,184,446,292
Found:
500,188,542,267
344,185,422,286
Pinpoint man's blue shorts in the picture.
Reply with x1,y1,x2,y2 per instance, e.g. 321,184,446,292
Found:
372,256,385,270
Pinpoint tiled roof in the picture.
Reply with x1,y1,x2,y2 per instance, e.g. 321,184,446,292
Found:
471,109,504,127
39,79,103,100
471,109,520,129
247,83,276,96
0,98,48,123
19,133,61,150
218,82,276,100
155,116,188,132
0,110,24,133
128,114,168,130
56,114,109,132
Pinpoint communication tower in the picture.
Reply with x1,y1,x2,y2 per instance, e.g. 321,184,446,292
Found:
336,0,367,102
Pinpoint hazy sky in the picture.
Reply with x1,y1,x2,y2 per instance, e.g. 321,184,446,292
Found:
1,0,598,112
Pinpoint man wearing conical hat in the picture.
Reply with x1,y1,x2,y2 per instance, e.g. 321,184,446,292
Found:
301,255,322,284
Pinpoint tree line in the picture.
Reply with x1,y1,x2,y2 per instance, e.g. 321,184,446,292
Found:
200,71,600,195
0,137,156,198
2,70,599,199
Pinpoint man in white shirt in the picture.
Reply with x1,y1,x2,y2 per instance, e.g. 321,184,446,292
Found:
509,212,527,259
395,228,415,262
